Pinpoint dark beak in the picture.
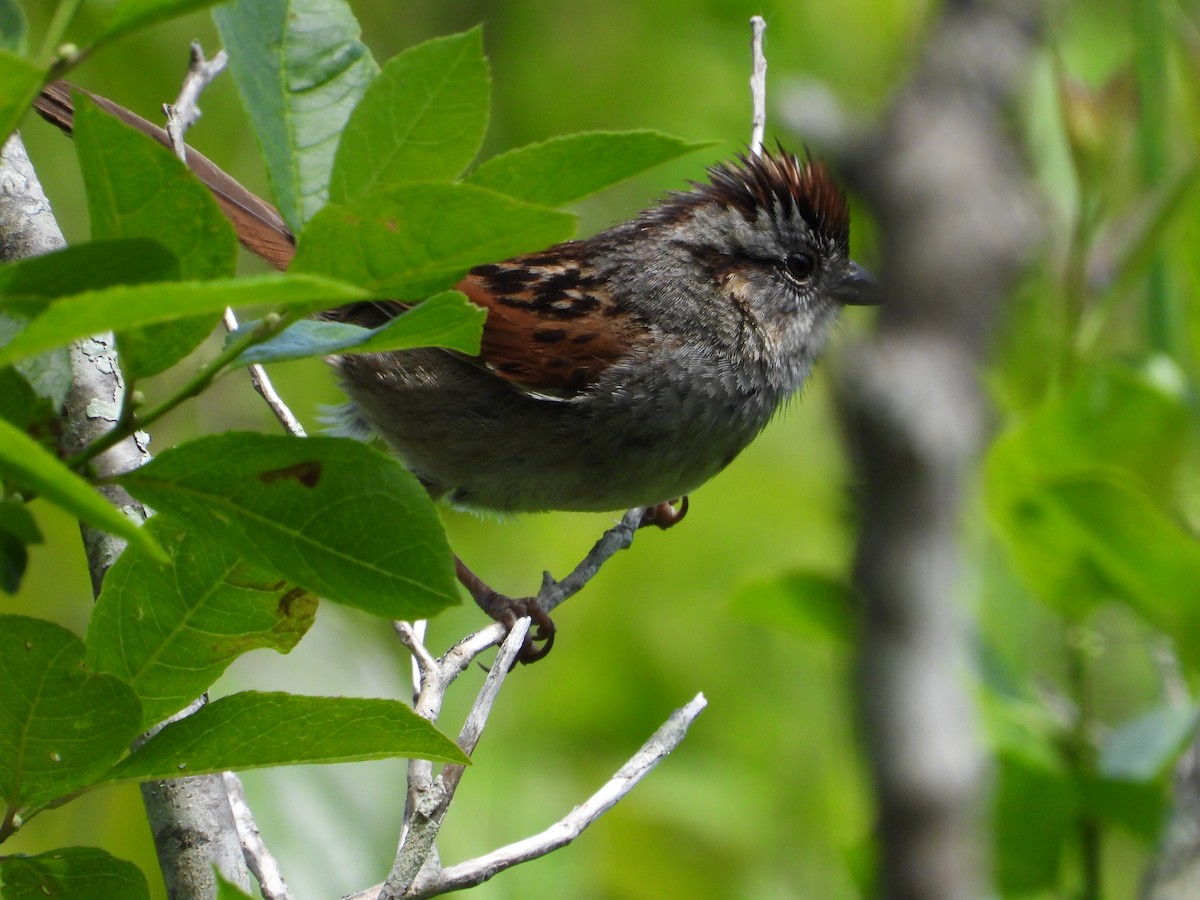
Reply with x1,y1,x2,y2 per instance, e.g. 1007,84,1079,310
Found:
833,261,881,306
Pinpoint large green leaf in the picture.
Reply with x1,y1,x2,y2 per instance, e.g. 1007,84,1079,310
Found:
985,358,1196,627
0,240,179,309
214,0,378,229
0,418,163,560
0,616,141,809
329,27,489,202
468,131,710,207
101,691,468,783
0,273,366,366
293,182,575,298
231,290,485,366
0,847,150,900
991,472,1200,664
88,518,317,730
74,94,237,379
987,358,1190,502
118,433,459,619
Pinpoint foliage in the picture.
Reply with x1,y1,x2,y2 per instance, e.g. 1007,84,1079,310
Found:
0,1,709,896
0,0,1198,899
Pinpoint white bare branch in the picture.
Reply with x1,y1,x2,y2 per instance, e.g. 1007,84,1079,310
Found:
749,15,768,156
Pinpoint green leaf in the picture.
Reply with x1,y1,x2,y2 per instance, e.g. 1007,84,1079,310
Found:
1099,705,1200,782
1008,477,1200,666
88,519,317,730
0,366,41,432
329,27,489,202
74,94,238,378
0,50,46,146
730,570,857,645
0,242,178,410
0,616,141,809
0,0,27,55
0,314,76,415
118,433,459,619
0,847,150,900
97,0,226,47
987,358,1190,503
352,291,485,354
294,183,575,298
993,751,1073,894
214,0,378,230
0,418,163,561
231,290,485,365
0,499,41,594
468,131,710,207
0,240,180,310
73,98,235,281
985,358,1197,625
1078,774,1168,841
101,691,468,784
0,274,367,367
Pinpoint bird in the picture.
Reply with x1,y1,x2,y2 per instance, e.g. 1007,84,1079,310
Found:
34,81,877,660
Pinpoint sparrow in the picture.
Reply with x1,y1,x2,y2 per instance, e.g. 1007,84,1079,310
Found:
34,82,877,659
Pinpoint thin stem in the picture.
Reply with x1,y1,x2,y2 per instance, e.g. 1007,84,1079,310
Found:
749,16,767,156
1066,627,1101,900
37,0,86,64
1135,0,1175,355
0,802,18,842
68,312,299,470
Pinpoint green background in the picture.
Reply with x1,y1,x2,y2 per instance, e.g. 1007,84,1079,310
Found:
8,0,1197,898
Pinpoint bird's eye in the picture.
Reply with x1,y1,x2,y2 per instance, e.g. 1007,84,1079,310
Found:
784,251,818,282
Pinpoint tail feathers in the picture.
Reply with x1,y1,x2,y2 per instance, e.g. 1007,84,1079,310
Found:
33,81,297,272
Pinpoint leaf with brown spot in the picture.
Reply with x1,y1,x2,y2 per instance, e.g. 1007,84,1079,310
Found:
260,460,322,488
88,518,318,729
118,433,458,620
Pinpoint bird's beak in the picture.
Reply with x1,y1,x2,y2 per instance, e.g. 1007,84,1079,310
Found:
833,261,881,306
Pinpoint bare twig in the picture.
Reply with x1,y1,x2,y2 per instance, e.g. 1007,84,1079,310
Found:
225,772,293,900
163,41,227,163
163,42,306,438
344,691,708,900
537,506,646,617
381,620,530,898
425,693,707,897
221,308,308,436
835,0,1042,897
749,15,767,156
371,543,710,900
